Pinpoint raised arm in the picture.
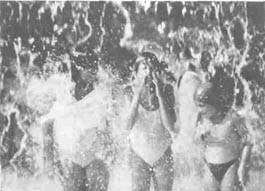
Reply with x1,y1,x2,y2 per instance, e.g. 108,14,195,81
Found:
126,75,145,130
153,72,176,133
126,88,141,130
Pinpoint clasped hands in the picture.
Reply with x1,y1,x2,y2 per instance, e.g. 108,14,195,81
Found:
133,70,163,97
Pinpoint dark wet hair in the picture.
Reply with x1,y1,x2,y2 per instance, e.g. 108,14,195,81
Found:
135,52,162,74
194,67,235,114
211,67,235,113
183,47,193,59
71,49,99,83
200,51,211,72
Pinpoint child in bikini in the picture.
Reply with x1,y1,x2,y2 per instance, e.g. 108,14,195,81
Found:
193,82,252,191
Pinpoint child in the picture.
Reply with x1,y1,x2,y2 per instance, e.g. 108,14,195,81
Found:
193,82,252,191
127,52,176,191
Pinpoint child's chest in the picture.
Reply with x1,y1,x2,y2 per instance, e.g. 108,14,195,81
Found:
205,119,235,139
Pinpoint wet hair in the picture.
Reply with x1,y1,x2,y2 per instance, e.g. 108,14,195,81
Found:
134,52,176,85
200,51,211,72
71,49,99,83
134,52,162,74
188,63,196,72
211,67,235,113
194,67,235,114
183,47,193,59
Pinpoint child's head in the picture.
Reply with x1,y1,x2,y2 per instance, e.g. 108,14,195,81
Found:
194,83,213,105
200,50,211,72
135,52,162,78
134,52,161,111
194,83,217,117
194,82,232,119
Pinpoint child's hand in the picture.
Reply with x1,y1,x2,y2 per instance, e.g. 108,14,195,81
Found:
152,71,163,96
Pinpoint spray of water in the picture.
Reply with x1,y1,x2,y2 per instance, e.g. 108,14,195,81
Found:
1,2,265,191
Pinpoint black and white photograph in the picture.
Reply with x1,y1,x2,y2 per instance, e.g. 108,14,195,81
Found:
0,1,265,191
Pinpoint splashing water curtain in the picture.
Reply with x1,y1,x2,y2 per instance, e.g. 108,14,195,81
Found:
0,1,265,191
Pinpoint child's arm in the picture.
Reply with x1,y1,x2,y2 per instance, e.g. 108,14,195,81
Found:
193,113,206,145
238,144,252,186
126,91,141,130
235,116,253,186
126,76,145,130
156,82,177,133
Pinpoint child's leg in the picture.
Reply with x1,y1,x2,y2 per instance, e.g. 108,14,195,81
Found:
152,147,174,191
85,159,109,191
203,164,221,191
221,161,242,191
59,160,87,191
130,148,152,191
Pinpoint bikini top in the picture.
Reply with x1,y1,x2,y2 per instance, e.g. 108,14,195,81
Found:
197,111,234,139
197,110,248,144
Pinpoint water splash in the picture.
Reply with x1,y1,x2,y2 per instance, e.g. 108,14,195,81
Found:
1,2,265,191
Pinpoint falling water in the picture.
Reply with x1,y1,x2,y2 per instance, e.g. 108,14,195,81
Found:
0,2,265,191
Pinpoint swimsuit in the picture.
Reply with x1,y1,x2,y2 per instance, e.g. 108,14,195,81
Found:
207,158,238,182
129,118,172,165
129,84,174,165
196,111,243,183
130,147,174,191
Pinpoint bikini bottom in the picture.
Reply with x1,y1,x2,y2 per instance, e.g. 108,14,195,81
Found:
207,158,238,183
129,147,174,191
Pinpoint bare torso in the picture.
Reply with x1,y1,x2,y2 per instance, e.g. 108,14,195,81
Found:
197,111,242,164
129,105,172,165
